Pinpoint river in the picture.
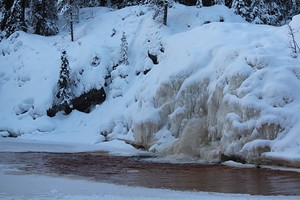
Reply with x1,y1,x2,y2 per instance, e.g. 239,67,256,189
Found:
0,152,299,196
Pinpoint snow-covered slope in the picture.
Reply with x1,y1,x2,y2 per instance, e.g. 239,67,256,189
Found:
1,4,300,166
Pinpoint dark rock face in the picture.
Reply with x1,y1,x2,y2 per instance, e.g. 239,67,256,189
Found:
72,88,106,113
47,87,106,117
148,51,158,65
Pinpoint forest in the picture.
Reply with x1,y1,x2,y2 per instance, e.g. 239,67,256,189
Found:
1,0,300,40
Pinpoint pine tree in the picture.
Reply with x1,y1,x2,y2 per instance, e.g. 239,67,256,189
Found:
232,0,248,17
56,50,73,109
120,31,129,65
28,0,59,36
80,0,100,7
249,0,264,24
214,0,224,5
230,0,300,25
1,0,26,38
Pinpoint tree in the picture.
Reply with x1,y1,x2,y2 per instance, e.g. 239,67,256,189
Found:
196,0,203,8
224,0,300,26
55,50,73,113
214,0,224,5
288,24,300,58
120,31,129,65
163,0,168,25
28,0,59,36
79,0,100,7
59,0,79,41
150,0,169,25
1,0,26,38
232,0,248,17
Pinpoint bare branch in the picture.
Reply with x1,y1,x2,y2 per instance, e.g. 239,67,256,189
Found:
288,24,300,58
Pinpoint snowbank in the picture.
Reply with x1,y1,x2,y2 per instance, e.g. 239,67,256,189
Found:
0,137,144,156
1,4,300,166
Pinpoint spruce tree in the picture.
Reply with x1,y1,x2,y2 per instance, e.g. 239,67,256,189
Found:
1,0,26,38
56,50,73,110
214,0,224,5
232,0,248,17
120,31,129,65
29,0,59,36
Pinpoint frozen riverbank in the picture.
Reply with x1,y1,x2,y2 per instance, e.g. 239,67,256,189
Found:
1,138,300,199
2,169,299,200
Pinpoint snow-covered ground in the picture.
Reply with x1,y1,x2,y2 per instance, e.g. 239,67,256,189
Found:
1,1,300,180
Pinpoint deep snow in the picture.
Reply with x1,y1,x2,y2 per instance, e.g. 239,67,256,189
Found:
1,4,300,166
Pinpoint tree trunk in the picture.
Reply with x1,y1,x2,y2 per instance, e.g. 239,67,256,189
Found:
21,0,26,32
163,1,168,26
69,0,74,41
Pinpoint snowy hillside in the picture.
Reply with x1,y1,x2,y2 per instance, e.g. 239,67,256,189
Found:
1,4,300,166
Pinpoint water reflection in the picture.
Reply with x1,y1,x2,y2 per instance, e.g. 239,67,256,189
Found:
0,152,299,195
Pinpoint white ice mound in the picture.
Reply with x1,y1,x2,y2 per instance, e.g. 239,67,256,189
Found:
132,19,300,165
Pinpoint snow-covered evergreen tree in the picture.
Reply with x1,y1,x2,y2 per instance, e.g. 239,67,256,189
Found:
120,31,129,65
229,0,300,26
28,0,59,36
196,0,203,8
232,0,248,18
58,0,101,8
248,0,283,25
81,0,100,7
1,0,26,38
56,50,73,108
214,0,224,5
0,0,4,12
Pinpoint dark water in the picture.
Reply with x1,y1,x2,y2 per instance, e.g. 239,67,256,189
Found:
1,152,300,195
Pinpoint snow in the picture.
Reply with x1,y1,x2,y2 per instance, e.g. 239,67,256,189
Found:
0,137,144,156
1,2,300,173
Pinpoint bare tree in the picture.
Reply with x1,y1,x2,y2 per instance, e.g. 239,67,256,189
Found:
59,0,79,41
163,0,168,25
288,24,300,58
150,0,169,25
69,0,74,41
